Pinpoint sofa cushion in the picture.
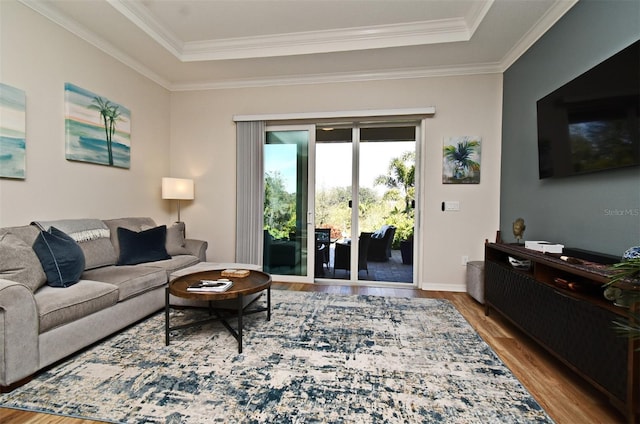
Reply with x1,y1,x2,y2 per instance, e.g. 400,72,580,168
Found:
165,222,191,256
147,255,200,275
35,280,119,333
32,227,86,288
0,232,47,291
117,226,171,266
81,265,167,301
78,238,118,270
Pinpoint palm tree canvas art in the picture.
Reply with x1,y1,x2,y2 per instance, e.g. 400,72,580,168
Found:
64,83,131,168
0,83,26,179
443,136,481,184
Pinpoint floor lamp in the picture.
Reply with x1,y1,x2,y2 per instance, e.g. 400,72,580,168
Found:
162,177,194,225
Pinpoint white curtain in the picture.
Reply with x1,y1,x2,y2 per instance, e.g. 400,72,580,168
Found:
235,121,265,264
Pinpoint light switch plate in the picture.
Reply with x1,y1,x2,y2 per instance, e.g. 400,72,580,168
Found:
444,201,460,211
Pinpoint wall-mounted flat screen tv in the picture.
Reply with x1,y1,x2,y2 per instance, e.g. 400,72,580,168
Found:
537,40,639,179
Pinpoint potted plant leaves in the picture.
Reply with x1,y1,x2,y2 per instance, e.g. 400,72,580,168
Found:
604,247,640,345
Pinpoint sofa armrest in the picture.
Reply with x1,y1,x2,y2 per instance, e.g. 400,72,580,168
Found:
185,239,208,262
0,279,39,387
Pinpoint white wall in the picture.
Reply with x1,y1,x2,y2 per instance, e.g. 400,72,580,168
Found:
0,1,172,227
171,75,503,290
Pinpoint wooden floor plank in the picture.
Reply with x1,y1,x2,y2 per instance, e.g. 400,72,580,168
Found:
0,282,626,424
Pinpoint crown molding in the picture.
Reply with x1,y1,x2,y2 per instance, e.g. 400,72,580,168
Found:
499,0,578,72
107,0,184,58
170,63,503,92
466,0,494,35
181,18,473,61
108,0,494,61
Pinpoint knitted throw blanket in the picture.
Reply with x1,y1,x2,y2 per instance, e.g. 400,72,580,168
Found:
32,219,110,243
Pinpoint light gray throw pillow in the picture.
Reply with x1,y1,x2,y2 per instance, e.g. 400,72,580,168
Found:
165,222,191,256
0,232,47,291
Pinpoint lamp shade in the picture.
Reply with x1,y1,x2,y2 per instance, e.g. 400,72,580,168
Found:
162,177,194,200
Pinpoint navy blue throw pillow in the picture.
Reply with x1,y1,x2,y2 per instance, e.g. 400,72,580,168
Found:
117,225,171,266
32,226,86,288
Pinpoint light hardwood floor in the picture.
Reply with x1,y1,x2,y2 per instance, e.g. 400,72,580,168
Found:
0,282,626,424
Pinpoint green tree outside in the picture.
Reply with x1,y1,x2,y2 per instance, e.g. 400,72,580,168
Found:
266,150,416,249
264,171,296,239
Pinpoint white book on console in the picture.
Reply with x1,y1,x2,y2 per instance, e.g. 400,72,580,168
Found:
525,241,564,254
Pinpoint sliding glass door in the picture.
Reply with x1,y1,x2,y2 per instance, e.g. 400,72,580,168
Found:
315,128,353,278
315,124,417,284
263,126,314,282
263,122,417,284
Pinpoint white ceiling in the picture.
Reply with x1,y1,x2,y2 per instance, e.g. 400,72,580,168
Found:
21,0,578,91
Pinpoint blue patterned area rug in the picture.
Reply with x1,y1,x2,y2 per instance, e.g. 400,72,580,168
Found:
0,291,552,423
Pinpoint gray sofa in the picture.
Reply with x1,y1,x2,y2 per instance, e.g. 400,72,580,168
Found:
0,217,208,389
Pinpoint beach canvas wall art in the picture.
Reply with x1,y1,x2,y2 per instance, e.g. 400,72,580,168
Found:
0,83,27,179
65,83,131,168
443,136,481,184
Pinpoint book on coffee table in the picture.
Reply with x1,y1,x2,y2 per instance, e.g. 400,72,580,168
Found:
187,279,233,292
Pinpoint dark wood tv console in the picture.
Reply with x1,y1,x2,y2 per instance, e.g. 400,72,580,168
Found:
484,242,639,423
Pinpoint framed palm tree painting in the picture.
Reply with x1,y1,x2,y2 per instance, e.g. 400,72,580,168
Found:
443,136,481,184
64,83,131,168
0,83,26,179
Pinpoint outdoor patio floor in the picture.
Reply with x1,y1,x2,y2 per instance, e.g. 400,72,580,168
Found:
322,248,413,284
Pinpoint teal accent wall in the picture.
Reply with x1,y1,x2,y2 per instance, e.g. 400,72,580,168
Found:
501,0,640,256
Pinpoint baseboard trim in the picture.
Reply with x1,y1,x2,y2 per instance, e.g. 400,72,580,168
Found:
420,282,467,292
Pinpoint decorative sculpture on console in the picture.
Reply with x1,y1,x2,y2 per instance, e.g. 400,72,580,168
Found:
512,218,526,243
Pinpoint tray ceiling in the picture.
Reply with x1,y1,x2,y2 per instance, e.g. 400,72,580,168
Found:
20,0,577,90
